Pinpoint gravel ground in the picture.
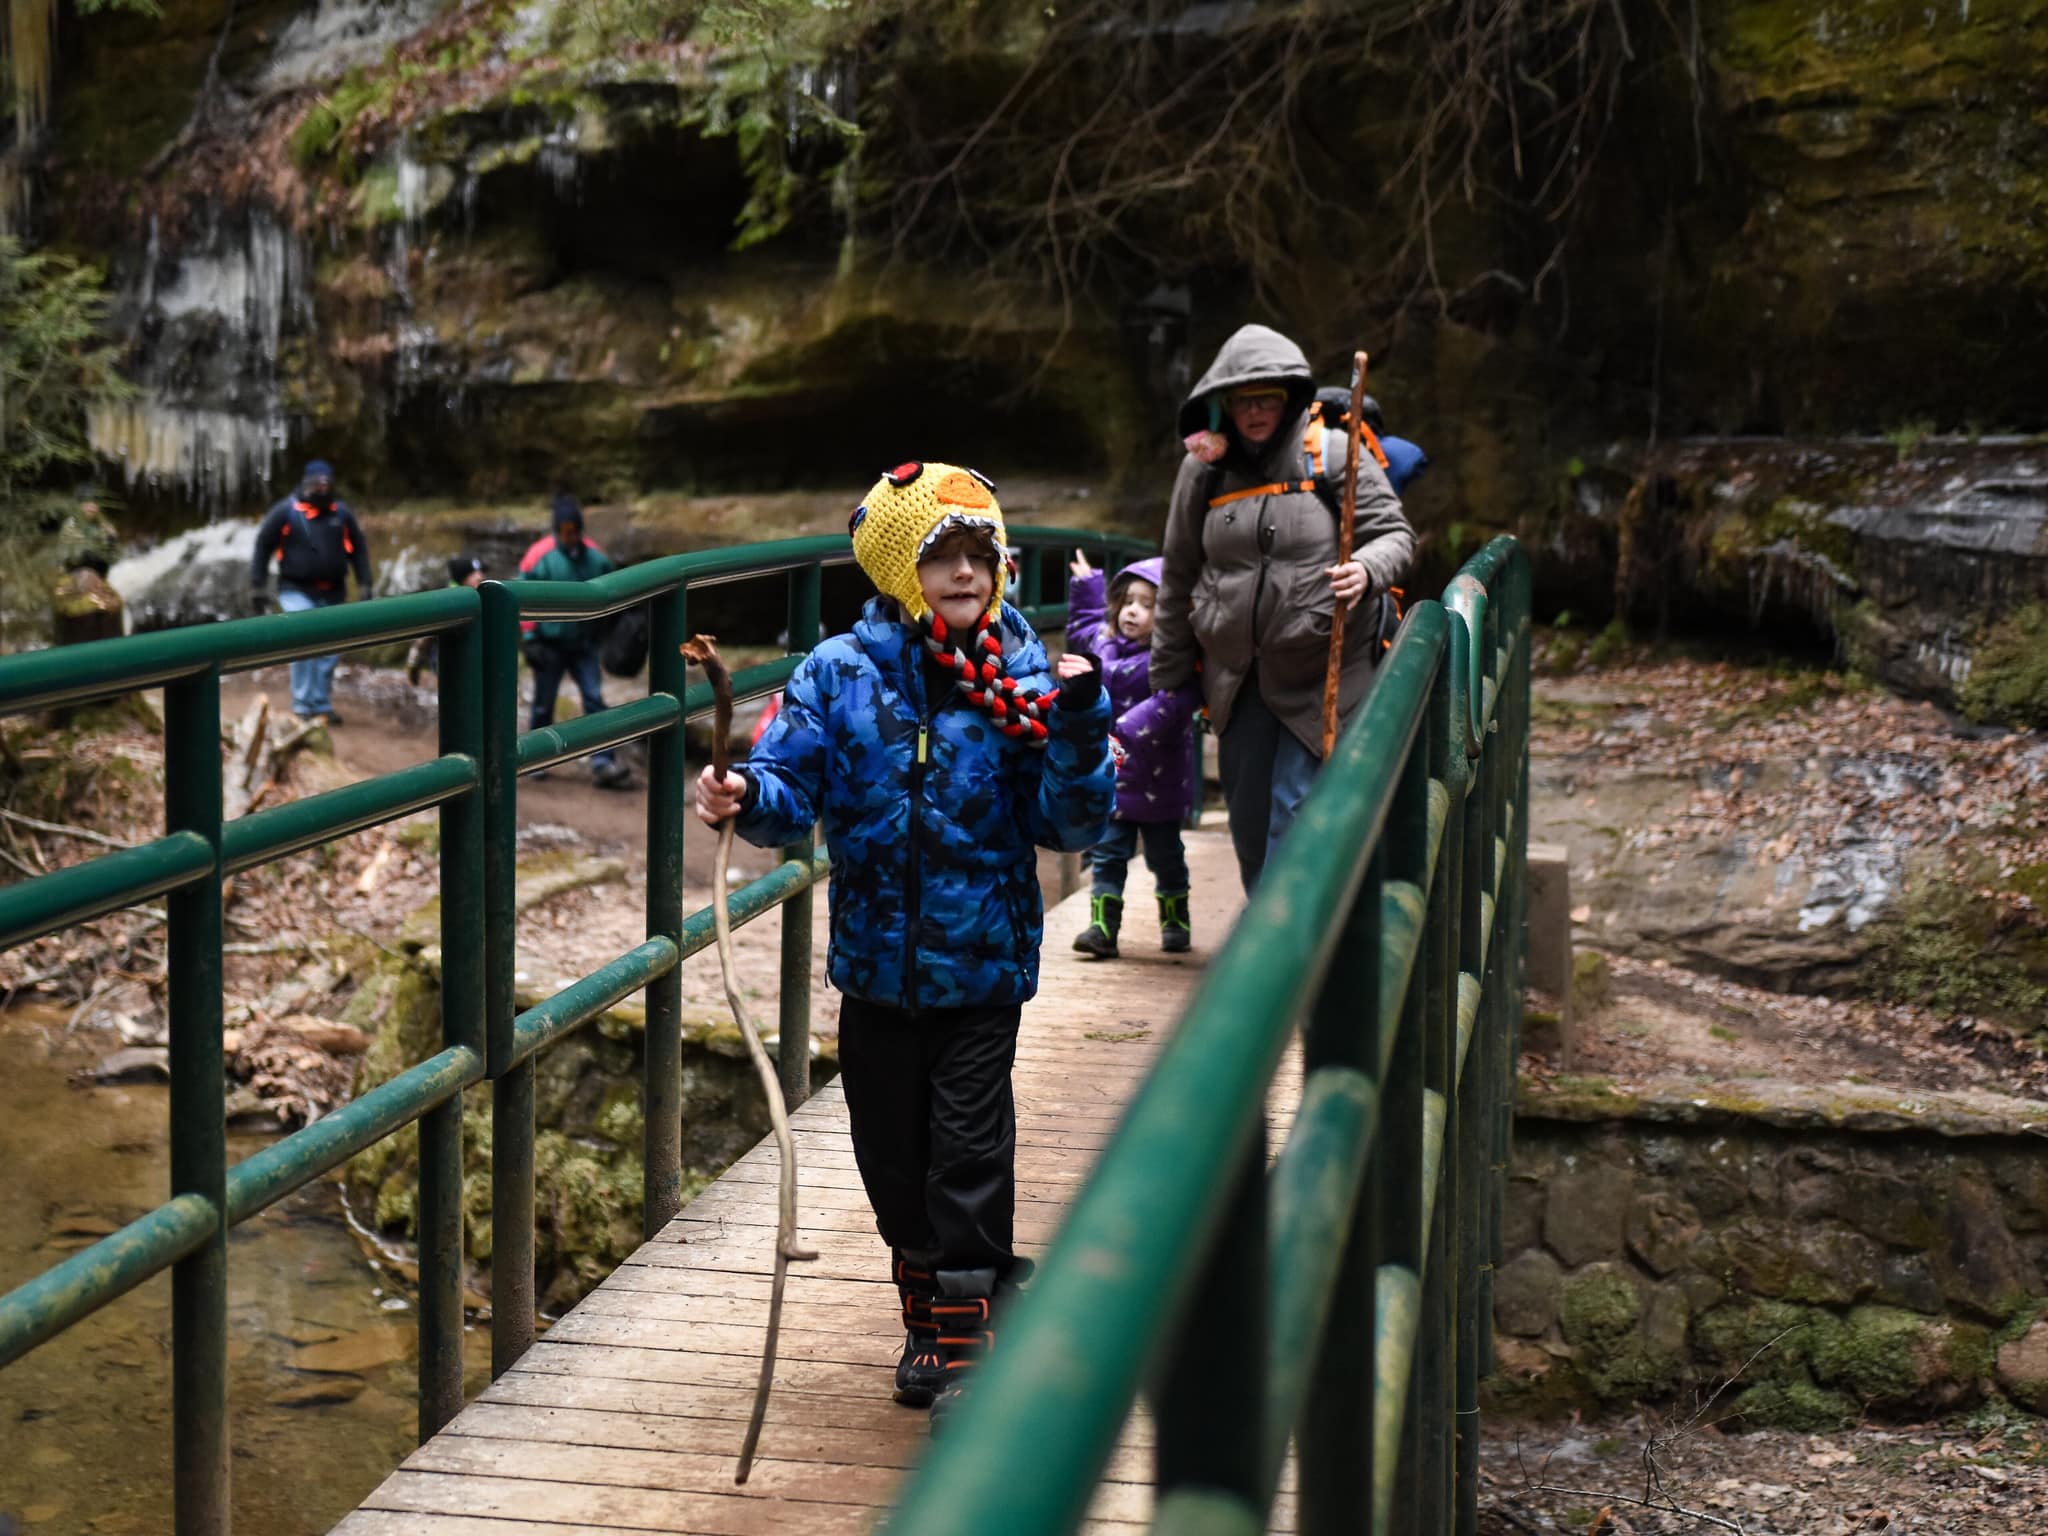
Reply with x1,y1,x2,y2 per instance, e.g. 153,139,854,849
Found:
1481,1409,2048,1534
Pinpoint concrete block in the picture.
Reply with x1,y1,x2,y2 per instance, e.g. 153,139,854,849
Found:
1527,840,1575,1067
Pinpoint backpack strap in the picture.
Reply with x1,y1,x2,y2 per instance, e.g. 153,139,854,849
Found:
1302,402,1327,479
1208,478,1317,510
1200,406,1392,515
1360,421,1390,471
277,500,313,560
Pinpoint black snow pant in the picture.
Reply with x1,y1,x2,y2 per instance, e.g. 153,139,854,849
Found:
836,994,1022,1275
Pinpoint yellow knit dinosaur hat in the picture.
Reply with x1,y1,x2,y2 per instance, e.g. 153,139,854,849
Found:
849,461,1007,623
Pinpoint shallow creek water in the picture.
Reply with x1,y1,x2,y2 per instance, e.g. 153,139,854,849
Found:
0,1005,489,1534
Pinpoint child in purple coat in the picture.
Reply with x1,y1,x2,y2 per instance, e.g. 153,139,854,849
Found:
1066,550,1202,958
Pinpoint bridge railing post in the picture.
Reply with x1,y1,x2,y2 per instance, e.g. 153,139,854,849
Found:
481,580,535,1378
422,607,486,1435
1379,715,1433,1536
1419,633,1462,1536
644,586,689,1238
166,667,228,1536
1153,1122,1267,1523
1293,846,1384,1534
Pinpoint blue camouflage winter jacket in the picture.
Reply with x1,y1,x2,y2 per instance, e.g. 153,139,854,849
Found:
735,597,1115,1012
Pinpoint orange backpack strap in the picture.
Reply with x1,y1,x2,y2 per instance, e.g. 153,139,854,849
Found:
1208,479,1317,510
1360,421,1390,470
1302,409,1326,479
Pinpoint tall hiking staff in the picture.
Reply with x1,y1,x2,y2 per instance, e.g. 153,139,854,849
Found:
680,634,818,1485
1321,350,1370,758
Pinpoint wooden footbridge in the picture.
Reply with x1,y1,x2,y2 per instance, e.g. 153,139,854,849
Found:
0,533,1530,1536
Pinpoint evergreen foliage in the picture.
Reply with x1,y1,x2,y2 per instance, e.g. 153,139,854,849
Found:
0,235,125,522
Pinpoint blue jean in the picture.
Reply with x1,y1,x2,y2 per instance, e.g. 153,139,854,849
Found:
1217,672,1320,894
1088,818,1190,899
528,639,617,772
276,585,342,716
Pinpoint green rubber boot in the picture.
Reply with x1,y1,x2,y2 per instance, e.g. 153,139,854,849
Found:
1072,894,1122,959
1157,890,1192,953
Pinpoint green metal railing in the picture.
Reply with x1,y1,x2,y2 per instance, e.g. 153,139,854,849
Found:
0,523,1149,1535
888,536,1532,1536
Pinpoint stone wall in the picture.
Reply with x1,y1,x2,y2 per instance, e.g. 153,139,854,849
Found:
1490,1092,2048,1427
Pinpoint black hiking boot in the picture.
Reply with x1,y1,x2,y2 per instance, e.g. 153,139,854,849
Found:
893,1254,948,1407
927,1260,1034,1431
1156,891,1191,954
1071,894,1122,960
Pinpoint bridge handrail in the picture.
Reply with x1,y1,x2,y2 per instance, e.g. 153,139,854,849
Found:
887,535,1532,1536
0,519,1151,1535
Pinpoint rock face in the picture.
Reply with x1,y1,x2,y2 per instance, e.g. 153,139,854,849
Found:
36,0,2048,596
1550,437,2048,709
1488,1088,2048,1425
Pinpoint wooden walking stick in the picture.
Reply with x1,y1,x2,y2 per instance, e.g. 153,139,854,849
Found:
680,634,818,1486
1321,350,1370,759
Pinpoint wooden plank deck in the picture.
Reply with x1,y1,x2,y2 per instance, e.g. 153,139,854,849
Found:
334,824,1291,1535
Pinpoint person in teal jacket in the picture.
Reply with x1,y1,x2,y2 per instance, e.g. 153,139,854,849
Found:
521,495,629,788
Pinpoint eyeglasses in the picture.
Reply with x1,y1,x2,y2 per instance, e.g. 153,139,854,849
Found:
1226,391,1287,412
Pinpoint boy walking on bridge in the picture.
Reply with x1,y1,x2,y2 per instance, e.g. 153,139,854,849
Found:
695,461,1114,1418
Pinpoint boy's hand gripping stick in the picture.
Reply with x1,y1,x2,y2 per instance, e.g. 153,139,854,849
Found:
680,635,818,1485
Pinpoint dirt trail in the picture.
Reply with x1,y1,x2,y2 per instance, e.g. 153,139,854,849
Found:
1526,644,2048,1107
224,663,776,886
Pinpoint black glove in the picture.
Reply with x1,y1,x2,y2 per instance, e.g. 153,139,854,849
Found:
1056,652,1102,711
521,635,557,671
250,591,273,616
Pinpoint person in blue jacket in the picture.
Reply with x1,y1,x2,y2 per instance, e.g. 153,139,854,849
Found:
694,460,1113,1417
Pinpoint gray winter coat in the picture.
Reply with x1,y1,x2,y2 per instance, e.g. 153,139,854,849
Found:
1151,324,1416,755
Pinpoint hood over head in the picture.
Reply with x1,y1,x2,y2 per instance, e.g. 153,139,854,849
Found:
1108,555,1165,608
1176,324,1316,440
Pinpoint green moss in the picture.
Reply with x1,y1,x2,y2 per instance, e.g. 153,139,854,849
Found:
1585,620,1631,669
594,1081,644,1149
1946,1322,1996,1385
1692,1299,1825,1383
1730,1379,1858,1432
1863,863,2048,1031
1561,1266,1641,1351
1571,951,1613,1014
1525,1074,1642,1119
1960,604,2048,728
1811,1305,1928,1403
531,1129,647,1308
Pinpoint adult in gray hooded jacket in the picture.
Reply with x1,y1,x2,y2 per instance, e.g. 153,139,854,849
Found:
1150,324,1416,892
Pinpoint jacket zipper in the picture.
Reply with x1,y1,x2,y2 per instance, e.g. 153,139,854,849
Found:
1250,499,1275,659
904,670,931,1011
